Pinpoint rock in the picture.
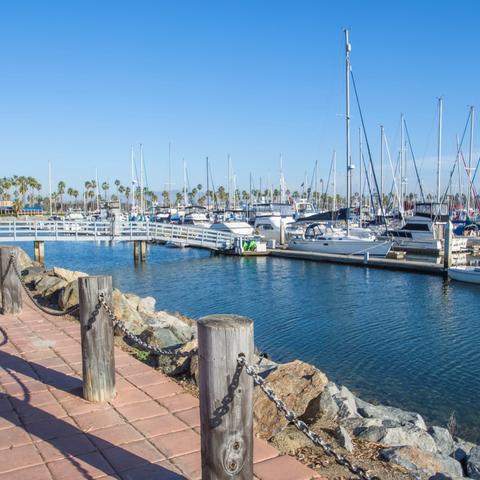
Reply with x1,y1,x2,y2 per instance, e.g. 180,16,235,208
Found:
270,425,313,454
34,275,68,297
335,425,354,452
341,417,385,432
380,446,463,478
467,445,480,479
356,398,427,430
138,296,156,316
151,327,182,348
453,438,476,463
112,289,144,334
334,385,359,419
151,311,196,343
21,266,46,285
253,360,328,439
318,382,340,420
427,427,454,456
355,424,437,452
58,281,79,310
124,293,141,310
52,267,87,283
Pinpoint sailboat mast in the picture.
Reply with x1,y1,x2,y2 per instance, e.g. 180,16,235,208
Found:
436,98,443,203
48,161,52,216
344,29,352,235
140,144,144,215
380,125,384,208
399,113,404,216
168,142,172,207
333,150,337,212
183,159,187,208
227,154,231,209
467,106,475,214
131,145,136,211
95,168,100,212
359,127,362,227
206,157,210,211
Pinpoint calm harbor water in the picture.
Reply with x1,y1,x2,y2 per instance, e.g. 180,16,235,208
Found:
10,241,480,442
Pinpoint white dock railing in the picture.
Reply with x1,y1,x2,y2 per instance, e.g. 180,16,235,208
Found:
0,220,237,251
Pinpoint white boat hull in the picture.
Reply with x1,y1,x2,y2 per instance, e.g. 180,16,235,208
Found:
288,238,391,257
448,266,480,285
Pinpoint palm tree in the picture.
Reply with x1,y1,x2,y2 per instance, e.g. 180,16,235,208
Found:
57,181,66,212
101,182,109,202
72,189,79,208
114,179,121,197
124,187,131,210
162,190,169,206
67,187,75,209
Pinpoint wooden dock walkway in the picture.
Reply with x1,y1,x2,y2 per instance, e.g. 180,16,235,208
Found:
0,299,320,480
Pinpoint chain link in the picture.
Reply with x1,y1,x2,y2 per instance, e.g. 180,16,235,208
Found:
98,293,196,358
238,354,380,480
8,253,80,317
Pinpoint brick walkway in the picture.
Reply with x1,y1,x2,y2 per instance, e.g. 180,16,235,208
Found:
0,301,321,479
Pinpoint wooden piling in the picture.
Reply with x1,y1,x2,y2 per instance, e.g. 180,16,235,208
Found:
444,221,453,271
197,314,254,480
34,240,45,265
78,276,116,402
133,240,147,262
0,247,22,315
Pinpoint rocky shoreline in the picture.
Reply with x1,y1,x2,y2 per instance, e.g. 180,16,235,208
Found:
12,247,480,480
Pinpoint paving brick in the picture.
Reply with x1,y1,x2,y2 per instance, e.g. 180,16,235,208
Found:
36,433,97,462
19,402,68,425
174,407,200,428
110,388,150,407
47,451,115,480
3,379,48,397
0,463,52,480
133,414,188,439
0,410,21,430
119,460,185,480
90,424,144,450
171,451,201,480
73,408,125,432
116,363,153,378
158,393,199,413
254,454,319,480
102,439,165,472
149,429,200,459
26,416,78,442
124,371,168,388
115,401,168,422
141,381,185,400
59,397,111,416
10,390,57,410
0,425,32,450
0,443,43,474
253,438,280,463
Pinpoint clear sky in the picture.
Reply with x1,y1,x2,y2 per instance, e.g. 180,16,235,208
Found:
1,0,479,197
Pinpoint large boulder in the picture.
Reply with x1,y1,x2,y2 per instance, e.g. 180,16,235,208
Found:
356,398,426,430
334,385,359,419
467,446,480,479
270,425,313,454
52,267,87,284
58,281,80,310
380,446,463,478
253,360,328,439
34,275,68,297
138,327,181,350
21,266,46,285
427,427,454,456
453,438,476,463
138,296,156,316
355,424,437,452
318,382,340,420
150,311,196,343
112,289,144,334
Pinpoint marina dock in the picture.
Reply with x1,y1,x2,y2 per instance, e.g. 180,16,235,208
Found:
269,248,445,275
0,296,321,480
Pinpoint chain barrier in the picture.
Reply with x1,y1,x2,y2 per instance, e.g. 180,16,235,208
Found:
237,354,380,480
98,293,196,358
8,253,79,317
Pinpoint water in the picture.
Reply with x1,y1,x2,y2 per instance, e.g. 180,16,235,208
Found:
10,241,480,442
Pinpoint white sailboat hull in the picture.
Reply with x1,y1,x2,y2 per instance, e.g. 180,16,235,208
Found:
448,266,480,285
288,238,391,257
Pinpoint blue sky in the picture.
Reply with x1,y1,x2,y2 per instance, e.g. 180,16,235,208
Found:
1,1,479,196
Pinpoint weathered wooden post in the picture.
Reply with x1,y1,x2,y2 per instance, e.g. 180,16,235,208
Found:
78,276,116,402
133,240,147,263
198,314,254,480
279,218,286,246
33,241,45,265
0,247,22,314
444,221,453,271
140,240,147,261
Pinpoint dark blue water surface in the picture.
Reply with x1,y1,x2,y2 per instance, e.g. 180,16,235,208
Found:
9,241,480,442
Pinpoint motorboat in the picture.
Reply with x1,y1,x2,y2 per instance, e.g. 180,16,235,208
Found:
448,266,480,285
210,220,254,236
183,206,210,226
288,223,391,257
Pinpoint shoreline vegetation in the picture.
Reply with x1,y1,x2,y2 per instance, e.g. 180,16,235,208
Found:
10,246,480,480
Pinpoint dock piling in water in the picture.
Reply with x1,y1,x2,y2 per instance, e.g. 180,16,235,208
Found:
34,240,45,265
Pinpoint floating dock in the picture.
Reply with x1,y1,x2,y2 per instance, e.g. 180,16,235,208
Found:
269,248,445,275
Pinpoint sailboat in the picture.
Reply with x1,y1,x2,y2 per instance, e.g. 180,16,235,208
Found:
289,30,391,257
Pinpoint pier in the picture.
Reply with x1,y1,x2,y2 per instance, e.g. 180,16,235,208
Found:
0,258,321,479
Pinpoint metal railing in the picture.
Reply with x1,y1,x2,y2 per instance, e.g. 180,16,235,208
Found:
0,220,237,251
